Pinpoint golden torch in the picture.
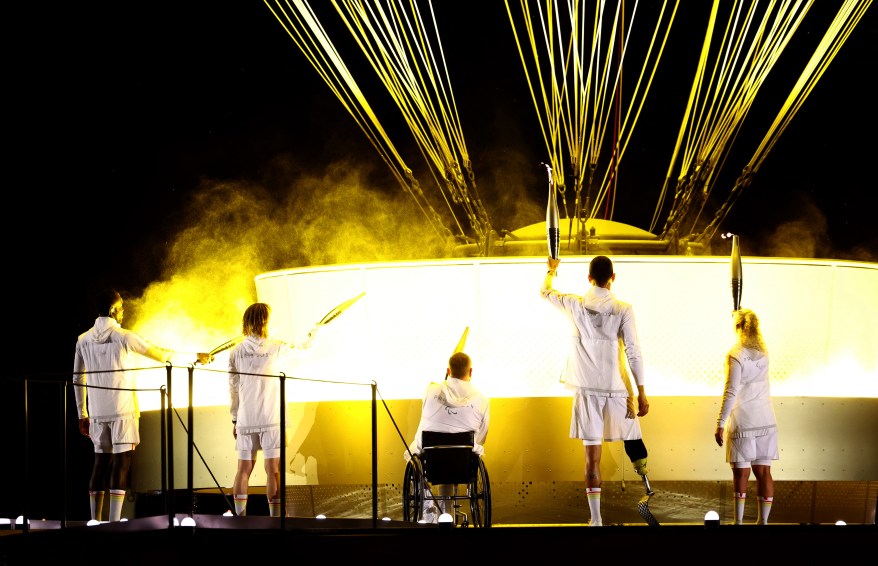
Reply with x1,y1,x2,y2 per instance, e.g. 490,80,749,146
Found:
543,163,560,260
730,234,743,311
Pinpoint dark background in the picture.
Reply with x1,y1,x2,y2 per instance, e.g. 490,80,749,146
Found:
4,2,875,521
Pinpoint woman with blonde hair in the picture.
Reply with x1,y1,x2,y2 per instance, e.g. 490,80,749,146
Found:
714,308,779,525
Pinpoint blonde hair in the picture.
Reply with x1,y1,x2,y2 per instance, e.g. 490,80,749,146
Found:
242,303,271,338
734,308,767,353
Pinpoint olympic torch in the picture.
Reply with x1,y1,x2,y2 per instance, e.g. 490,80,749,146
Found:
445,326,469,380
543,163,560,260
207,292,366,357
730,234,742,311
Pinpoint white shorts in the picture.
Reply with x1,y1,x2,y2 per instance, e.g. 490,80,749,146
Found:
236,428,285,460
570,391,642,446
726,430,779,467
90,418,139,454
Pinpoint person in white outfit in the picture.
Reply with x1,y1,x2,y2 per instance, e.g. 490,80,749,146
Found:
73,288,212,522
540,255,651,526
714,308,778,525
228,302,316,518
405,351,490,522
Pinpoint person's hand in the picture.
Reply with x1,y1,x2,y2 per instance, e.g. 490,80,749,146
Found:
637,394,649,417
547,256,560,271
232,422,238,439
79,417,90,438
714,427,724,446
195,352,214,365
625,396,635,419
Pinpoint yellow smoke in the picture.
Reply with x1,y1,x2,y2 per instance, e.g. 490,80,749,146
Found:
125,157,450,355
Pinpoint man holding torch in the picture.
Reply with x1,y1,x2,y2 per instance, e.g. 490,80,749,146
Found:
540,255,654,526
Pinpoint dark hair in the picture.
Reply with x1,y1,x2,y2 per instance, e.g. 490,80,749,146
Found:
242,303,271,338
589,255,614,285
448,351,472,379
96,288,122,317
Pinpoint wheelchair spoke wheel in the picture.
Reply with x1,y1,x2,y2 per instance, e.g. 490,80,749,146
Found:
402,456,424,522
469,457,492,527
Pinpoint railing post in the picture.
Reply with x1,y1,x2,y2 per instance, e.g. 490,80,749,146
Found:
279,372,286,529
372,381,377,528
62,380,68,529
165,363,174,529
187,365,194,517
160,385,167,512
23,377,30,534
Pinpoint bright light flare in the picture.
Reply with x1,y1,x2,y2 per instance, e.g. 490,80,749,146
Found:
130,257,877,411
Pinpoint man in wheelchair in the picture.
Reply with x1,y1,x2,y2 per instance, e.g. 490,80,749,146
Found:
404,352,491,524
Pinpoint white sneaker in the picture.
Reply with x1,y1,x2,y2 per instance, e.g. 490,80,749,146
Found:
422,504,440,524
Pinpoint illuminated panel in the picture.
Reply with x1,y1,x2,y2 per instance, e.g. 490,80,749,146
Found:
254,257,878,401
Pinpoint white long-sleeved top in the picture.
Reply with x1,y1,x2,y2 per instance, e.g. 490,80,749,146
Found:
72,317,166,422
540,281,645,395
228,334,313,434
405,378,490,461
717,344,777,438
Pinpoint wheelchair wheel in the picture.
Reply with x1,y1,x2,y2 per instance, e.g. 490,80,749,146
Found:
468,457,492,527
402,456,425,522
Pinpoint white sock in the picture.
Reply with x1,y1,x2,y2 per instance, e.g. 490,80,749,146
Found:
734,492,747,525
757,496,773,524
109,489,126,522
269,498,281,517
587,487,602,525
234,494,248,516
89,490,105,521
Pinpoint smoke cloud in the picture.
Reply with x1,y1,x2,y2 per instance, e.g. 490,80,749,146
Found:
127,155,457,350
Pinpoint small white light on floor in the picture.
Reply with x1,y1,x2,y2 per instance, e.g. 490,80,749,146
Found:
704,510,720,527
437,513,454,530
87,519,100,526
382,517,391,521
0,518,11,527
15,516,29,526
120,518,128,522
417,519,427,524
223,510,233,517
316,514,326,520
835,520,846,526
173,517,180,526
180,517,196,527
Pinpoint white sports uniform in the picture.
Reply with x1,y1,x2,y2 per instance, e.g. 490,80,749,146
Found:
228,334,313,459
717,344,779,468
405,378,490,461
540,283,645,446
73,317,160,453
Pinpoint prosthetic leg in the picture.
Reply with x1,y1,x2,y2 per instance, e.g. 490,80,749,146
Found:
624,439,659,526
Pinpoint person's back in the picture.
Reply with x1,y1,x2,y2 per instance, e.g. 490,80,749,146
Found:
73,288,210,523
406,352,490,459
540,255,653,526
74,316,151,422
229,334,301,433
228,302,317,517
541,256,644,395
715,308,779,524
723,343,774,434
406,352,490,523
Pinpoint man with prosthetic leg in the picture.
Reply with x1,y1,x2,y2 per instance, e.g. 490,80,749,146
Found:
541,255,658,526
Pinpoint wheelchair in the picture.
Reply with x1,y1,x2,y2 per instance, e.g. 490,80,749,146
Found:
402,430,492,527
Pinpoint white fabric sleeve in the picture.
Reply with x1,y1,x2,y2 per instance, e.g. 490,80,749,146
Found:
717,353,742,427
72,348,88,418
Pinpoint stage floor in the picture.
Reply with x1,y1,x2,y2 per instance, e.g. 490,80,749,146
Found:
2,515,875,565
